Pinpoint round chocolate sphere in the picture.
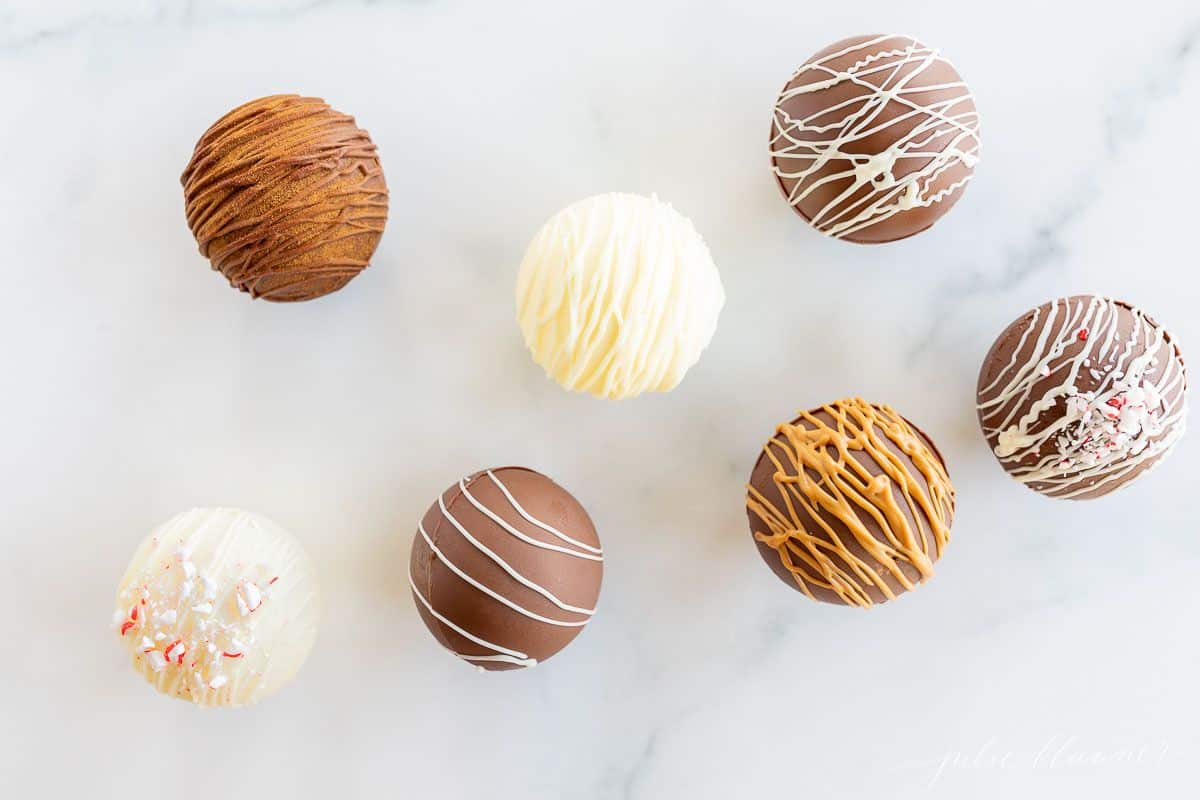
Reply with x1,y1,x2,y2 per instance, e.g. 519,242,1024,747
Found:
515,193,725,399
113,508,320,708
746,398,955,607
408,467,603,670
769,34,980,243
181,94,388,302
977,295,1188,500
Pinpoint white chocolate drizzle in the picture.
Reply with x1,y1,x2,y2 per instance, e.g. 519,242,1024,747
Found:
515,192,725,399
407,572,537,669
410,470,602,669
770,34,980,239
414,521,589,627
978,297,1188,498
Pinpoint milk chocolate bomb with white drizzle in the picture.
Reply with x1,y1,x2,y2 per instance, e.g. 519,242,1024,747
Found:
769,34,980,243
977,296,1188,499
408,467,603,671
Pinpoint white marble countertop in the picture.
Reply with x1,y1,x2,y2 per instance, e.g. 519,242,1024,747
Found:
3,1,1199,797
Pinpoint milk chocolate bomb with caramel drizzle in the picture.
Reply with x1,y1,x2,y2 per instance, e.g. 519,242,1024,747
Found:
977,295,1188,499
181,95,388,302
409,467,603,671
746,399,955,608
769,34,980,243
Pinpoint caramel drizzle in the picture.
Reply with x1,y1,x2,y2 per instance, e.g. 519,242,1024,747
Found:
181,94,388,300
747,399,954,608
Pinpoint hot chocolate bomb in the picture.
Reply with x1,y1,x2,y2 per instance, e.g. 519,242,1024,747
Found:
516,193,725,399
977,295,1188,499
770,34,981,243
181,94,389,301
113,508,320,708
746,398,955,608
409,467,603,671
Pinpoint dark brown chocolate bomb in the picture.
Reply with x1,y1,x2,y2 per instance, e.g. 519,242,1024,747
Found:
409,467,603,671
181,95,388,302
769,34,980,243
976,295,1188,500
745,398,955,608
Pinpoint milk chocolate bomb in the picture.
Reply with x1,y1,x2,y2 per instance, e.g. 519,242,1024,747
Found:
409,467,603,671
769,34,980,243
746,398,955,608
181,95,388,301
976,295,1188,500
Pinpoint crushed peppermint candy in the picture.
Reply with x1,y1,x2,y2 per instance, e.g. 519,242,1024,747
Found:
164,640,187,664
115,543,277,701
236,581,264,616
1055,381,1166,471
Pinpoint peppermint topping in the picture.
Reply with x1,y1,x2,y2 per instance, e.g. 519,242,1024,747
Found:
114,545,277,700
1056,382,1165,470
980,296,1187,499
236,581,263,616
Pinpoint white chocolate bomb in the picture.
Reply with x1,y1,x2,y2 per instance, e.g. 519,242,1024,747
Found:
113,508,320,708
515,193,725,400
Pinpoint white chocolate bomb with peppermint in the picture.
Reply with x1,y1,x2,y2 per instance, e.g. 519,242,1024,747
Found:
976,296,1188,500
113,508,320,707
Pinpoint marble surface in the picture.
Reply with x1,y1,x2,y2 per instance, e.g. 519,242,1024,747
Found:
3,1,1199,797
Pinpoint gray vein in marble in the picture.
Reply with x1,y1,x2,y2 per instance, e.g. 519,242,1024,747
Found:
909,21,1200,361
620,729,659,800
0,0,429,52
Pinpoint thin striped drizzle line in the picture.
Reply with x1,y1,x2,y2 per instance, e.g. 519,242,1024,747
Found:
181,94,388,300
415,521,588,627
770,35,980,239
978,297,1188,498
408,572,537,668
413,471,600,667
746,399,954,608
462,472,604,560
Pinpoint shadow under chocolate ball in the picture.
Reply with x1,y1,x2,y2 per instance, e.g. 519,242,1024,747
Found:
181,94,389,302
746,399,955,608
